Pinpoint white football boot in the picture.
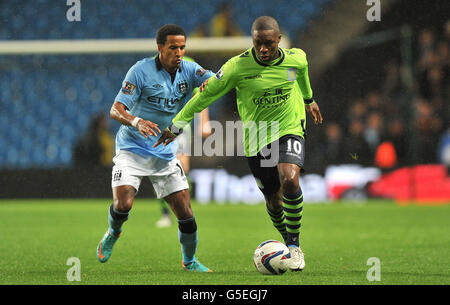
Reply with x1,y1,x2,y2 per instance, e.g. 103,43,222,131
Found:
288,246,305,271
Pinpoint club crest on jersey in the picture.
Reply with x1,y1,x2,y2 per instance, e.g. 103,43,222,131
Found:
287,68,297,81
122,81,136,95
177,80,188,93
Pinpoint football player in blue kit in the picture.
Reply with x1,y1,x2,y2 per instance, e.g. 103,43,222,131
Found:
96,24,213,272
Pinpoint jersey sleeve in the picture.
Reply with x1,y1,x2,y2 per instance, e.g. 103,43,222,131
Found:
295,49,313,101
191,62,214,88
173,58,238,129
114,63,142,110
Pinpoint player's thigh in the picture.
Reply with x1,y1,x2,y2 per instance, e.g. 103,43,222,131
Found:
246,154,281,197
277,134,305,192
149,158,189,200
111,151,143,211
277,134,305,191
278,134,305,170
150,158,192,220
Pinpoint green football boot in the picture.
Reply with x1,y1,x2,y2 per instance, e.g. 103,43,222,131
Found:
97,229,120,263
182,259,212,272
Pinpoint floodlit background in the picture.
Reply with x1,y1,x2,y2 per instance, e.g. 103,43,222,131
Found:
0,0,449,203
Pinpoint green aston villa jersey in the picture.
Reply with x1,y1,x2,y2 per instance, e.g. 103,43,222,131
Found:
173,47,313,156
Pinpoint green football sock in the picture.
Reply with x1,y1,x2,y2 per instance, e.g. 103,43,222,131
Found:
282,188,303,247
266,205,287,241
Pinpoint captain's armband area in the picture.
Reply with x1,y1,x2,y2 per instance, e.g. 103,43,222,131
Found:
167,124,183,137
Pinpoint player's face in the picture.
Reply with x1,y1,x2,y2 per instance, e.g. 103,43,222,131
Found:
158,35,186,72
252,30,281,62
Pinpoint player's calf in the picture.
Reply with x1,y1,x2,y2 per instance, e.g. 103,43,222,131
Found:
281,186,305,271
178,216,212,272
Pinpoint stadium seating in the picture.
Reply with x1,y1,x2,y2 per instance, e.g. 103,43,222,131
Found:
0,0,333,40
0,0,333,168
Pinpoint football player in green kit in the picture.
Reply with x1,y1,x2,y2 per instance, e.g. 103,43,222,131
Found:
155,16,323,271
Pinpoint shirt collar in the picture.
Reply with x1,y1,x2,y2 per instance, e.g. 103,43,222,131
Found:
251,48,285,67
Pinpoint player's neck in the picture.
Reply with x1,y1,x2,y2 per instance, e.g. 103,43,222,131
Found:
257,49,281,64
159,54,178,75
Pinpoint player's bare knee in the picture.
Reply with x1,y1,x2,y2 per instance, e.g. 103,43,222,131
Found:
122,198,134,212
279,176,300,194
113,198,133,213
113,187,135,212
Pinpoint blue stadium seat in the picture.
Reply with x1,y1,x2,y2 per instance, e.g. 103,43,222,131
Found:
0,0,333,40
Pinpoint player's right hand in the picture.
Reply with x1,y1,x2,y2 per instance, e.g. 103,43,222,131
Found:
136,119,161,138
306,102,323,125
199,79,209,92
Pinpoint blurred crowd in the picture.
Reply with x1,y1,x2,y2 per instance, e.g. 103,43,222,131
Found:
313,21,450,170
191,3,244,37
73,113,114,168
191,3,450,171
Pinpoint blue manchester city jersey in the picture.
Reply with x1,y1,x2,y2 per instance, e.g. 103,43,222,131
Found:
114,56,213,160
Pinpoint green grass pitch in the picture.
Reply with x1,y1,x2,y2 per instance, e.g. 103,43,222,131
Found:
0,199,449,285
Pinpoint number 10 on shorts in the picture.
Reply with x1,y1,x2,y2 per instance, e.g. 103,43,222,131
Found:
287,139,302,154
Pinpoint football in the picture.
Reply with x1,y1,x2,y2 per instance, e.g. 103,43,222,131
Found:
253,240,290,275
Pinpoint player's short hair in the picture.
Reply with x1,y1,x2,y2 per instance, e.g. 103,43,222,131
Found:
156,24,186,45
251,16,280,34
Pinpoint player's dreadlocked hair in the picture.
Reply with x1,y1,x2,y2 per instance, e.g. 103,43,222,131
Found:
156,24,186,45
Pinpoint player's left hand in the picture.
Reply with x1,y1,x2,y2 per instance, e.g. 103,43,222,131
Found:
306,102,323,125
153,127,178,147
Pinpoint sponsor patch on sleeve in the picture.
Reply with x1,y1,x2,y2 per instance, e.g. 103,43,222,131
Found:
196,68,207,77
215,67,224,80
121,81,136,95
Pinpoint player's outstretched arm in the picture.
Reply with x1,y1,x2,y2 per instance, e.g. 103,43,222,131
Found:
110,101,161,138
172,59,238,130
296,51,323,125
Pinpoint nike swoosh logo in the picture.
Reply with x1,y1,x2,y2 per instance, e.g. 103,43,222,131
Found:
98,243,105,260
